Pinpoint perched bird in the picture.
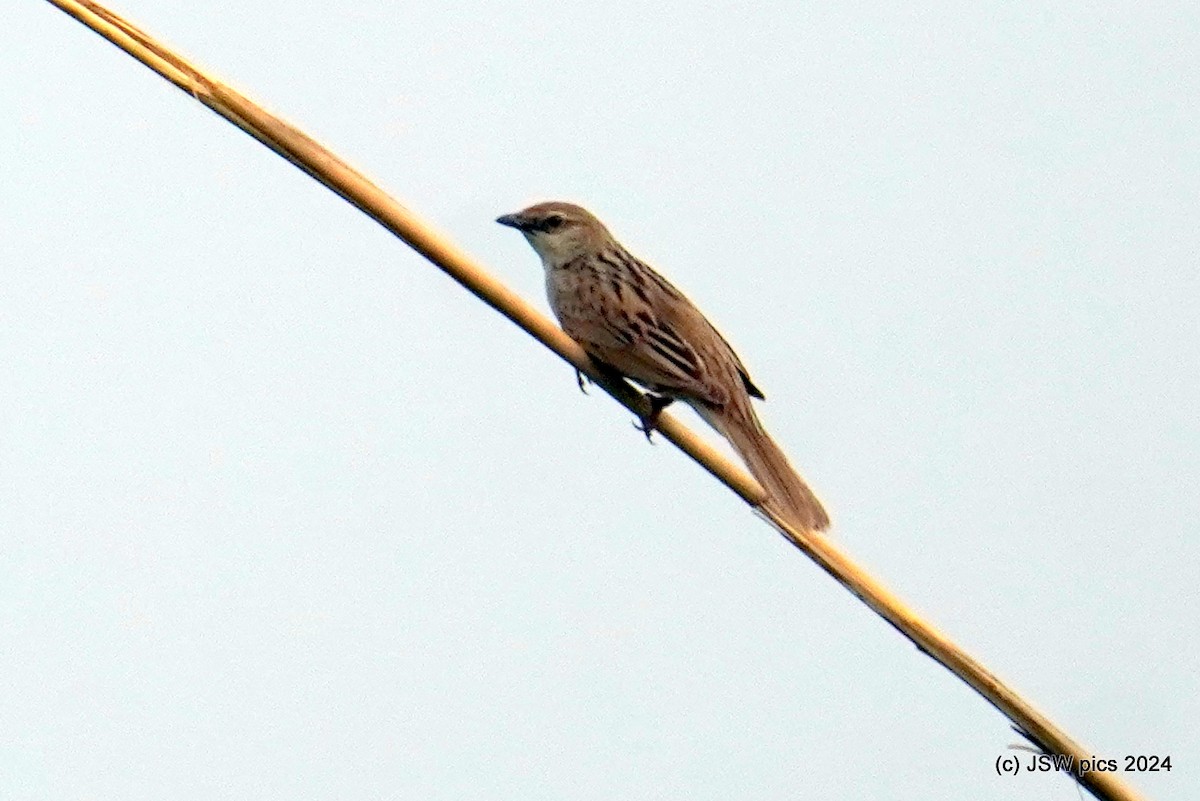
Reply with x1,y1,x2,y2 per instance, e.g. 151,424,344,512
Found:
497,201,829,533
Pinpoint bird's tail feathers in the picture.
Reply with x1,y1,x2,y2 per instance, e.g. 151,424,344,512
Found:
699,405,830,534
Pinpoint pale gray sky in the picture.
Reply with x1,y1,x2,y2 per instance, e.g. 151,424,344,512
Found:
3,2,1196,799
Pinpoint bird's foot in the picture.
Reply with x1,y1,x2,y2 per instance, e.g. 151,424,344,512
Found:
634,394,675,443
574,369,591,395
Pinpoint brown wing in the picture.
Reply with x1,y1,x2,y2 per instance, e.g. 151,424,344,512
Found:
631,258,765,401
709,322,765,400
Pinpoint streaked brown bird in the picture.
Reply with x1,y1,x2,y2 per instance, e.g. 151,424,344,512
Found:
497,201,829,533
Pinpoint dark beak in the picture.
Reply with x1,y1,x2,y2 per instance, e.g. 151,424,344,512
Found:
495,213,528,231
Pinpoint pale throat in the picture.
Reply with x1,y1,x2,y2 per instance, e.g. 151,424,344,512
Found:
526,232,589,269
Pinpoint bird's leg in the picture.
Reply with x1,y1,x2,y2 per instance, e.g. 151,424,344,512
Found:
634,394,675,442
577,355,625,395
573,356,673,441
574,353,625,395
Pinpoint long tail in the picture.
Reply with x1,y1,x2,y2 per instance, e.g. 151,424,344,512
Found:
698,405,830,533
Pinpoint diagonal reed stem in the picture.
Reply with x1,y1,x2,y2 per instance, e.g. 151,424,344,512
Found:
42,3,1146,800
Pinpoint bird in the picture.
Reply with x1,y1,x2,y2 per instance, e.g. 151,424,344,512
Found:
496,201,829,534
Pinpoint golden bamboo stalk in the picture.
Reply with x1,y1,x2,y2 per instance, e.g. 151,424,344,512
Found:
42,2,1147,800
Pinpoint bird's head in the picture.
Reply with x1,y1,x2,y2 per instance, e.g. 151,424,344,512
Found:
496,201,612,265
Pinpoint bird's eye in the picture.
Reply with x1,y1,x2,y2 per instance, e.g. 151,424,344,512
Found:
543,214,565,230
